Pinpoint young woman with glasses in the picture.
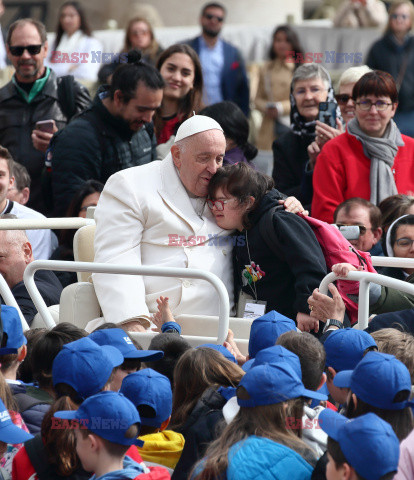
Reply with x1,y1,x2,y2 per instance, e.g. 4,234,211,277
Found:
312,70,414,223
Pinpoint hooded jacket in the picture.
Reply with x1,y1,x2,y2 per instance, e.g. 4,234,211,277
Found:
138,430,184,470
233,189,327,319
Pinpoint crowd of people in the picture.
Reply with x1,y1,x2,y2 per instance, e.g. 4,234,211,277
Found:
0,0,413,478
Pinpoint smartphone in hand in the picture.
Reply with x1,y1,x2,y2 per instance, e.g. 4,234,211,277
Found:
318,102,337,128
35,120,55,134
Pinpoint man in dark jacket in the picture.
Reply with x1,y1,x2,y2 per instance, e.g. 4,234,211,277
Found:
186,2,250,116
50,55,164,217
0,228,62,325
0,18,90,215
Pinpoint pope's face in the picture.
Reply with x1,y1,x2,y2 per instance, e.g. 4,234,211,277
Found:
171,129,226,197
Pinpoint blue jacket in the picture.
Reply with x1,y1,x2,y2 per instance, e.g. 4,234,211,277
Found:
91,456,146,480
227,436,313,480
187,36,250,116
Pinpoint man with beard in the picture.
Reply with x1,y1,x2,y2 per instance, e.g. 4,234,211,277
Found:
50,52,163,216
186,2,250,115
0,18,90,215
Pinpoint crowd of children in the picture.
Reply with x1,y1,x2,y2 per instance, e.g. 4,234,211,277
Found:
0,298,411,480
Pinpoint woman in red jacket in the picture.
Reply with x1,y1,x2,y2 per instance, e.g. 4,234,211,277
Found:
312,70,414,223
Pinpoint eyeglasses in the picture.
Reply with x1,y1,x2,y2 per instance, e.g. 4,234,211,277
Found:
204,13,224,22
336,223,368,236
207,199,233,211
355,100,393,111
335,94,353,105
395,238,414,248
391,13,409,20
8,44,42,56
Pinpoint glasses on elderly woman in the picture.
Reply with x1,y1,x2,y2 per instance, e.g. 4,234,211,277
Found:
355,100,393,111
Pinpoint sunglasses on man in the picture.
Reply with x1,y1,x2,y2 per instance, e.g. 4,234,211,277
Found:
204,13,224,22
9,44,42,56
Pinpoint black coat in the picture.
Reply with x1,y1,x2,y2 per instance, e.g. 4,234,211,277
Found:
172,387,226,480
0,69,90,214
234,189,327,319
9,270,62,326
366,34,414,113
50,87,157,217
272,130,313,207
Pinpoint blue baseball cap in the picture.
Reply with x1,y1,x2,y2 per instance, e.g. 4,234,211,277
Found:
324,328,377,372
89,328,164,361
334,351,412,410
197,344,237,364
248,311,296,358
0,305,26,354
120,369,172,428
0,398,33,444
319,410,399,480
52,337,123,399
237,362,327,407
54,391,144,447
243,345,301,377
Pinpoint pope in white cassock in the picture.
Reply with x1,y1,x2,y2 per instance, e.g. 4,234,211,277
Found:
92,115,234,331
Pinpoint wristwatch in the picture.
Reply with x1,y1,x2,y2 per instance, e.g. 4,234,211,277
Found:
323,319,344,334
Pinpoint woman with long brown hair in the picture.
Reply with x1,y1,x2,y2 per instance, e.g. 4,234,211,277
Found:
47,1,102,81
170,347,244,480
154,44,203,145
193,362,322,479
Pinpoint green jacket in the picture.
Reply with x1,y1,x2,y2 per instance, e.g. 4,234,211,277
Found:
370,273,414,314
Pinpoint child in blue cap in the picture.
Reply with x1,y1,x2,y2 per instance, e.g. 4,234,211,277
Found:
121,369,183,471
194,362,328,480
319,410,399,480
0,396,33,477
89,328,164,390
334,351,414,441
13,337,148,480
54,391,170,480
0,305,26,382
323,328,377,405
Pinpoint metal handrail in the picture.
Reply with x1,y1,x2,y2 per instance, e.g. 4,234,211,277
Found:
23,260,230,344
371,256,414,268
0,276,29,330
0,218,95,230
319,271,414,330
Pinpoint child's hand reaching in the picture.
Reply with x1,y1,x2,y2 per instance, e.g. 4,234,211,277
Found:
151,296,177,332
224,329,247,366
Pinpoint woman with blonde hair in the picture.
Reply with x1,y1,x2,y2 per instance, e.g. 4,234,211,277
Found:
121,17,162,66
367,0,414,136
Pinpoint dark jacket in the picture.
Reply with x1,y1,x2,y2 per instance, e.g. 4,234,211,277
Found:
187,36,250,116
50,87,157,216
365,308,414,334
0,69,90,214
9,383,53,434
233,189,327,319
272,130,313,208
8,270,62,326
366,34,414,113
172,387,226,480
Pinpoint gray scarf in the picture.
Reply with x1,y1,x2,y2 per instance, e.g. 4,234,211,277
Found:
347,117,404,205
